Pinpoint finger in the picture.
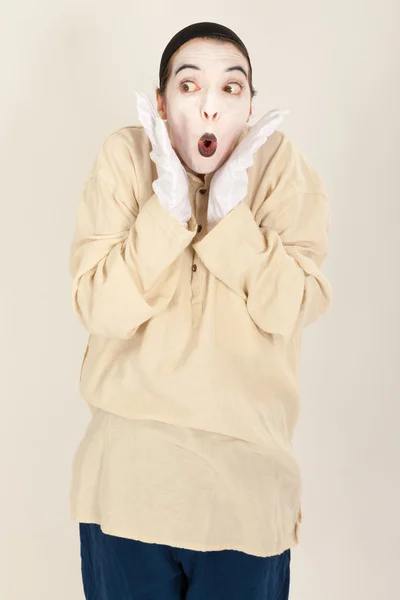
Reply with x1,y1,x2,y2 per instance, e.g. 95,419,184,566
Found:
258,114,285,138
135,92,157,143
252,109,288,136
135,93,155,133
237,109,288,155
154,117,173,154
135,92,158,121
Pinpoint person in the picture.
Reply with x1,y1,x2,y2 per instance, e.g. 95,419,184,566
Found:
69,21,331,600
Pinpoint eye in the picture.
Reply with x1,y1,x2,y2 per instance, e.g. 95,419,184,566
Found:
180,80,198,93
224,82,243,95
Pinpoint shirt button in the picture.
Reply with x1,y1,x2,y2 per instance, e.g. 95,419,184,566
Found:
192,264,197,272
199,188,207,195
197,224,202,233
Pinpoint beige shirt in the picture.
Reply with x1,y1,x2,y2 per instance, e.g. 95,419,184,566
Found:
69,124,331,557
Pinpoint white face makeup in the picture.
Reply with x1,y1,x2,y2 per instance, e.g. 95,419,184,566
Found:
157,39,253,176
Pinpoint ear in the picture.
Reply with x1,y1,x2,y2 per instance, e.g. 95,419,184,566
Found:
248,102,253,120
156,91,167,120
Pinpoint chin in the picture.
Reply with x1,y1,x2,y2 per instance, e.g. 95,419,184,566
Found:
185,155,224,176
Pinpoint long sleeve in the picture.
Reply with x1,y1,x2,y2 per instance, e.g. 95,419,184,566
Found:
70,133,197,339
193,145,332,338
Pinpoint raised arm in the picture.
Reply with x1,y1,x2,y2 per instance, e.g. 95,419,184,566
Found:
70,131,196,339
194,137,332,337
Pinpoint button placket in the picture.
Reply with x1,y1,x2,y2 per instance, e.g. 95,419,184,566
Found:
188,181,209,328
196,186,208,240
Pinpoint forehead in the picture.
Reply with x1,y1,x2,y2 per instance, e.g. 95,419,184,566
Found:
171,38,249,71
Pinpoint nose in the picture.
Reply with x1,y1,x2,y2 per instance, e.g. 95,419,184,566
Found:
201,93,220,122
202,108,220,122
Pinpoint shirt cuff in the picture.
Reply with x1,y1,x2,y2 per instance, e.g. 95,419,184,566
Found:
131,194,197,288
193,201,266,290
193,201,306,337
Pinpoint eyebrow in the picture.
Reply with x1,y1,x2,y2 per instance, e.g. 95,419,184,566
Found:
174,64,248,80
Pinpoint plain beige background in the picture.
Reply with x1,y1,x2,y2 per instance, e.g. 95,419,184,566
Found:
1,1,399,598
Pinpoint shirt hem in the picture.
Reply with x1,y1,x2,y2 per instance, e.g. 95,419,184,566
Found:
70,512,298,558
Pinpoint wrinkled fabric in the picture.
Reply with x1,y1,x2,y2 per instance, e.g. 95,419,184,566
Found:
70,125,331,558
80,523,291,600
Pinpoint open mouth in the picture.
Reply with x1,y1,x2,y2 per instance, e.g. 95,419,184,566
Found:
198,133,217,157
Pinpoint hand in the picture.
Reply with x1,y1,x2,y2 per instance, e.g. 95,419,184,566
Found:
207,109,288,230
135,92,192,227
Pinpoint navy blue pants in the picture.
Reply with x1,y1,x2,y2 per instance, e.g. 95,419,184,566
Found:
79,523,291,599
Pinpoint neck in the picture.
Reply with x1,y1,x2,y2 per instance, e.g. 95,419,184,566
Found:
184,164,206,182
